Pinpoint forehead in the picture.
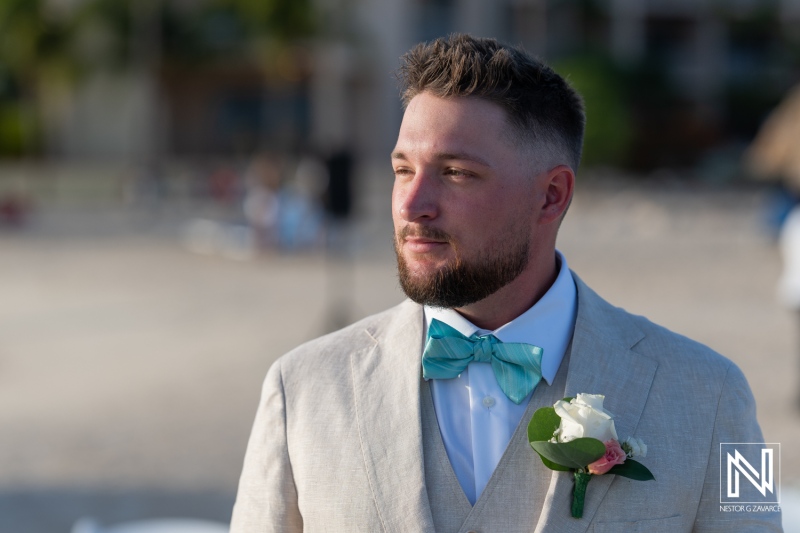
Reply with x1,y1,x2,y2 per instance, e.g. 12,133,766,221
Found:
394,93,518,158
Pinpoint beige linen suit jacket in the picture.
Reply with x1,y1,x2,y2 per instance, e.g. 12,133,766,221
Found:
230,276,782,532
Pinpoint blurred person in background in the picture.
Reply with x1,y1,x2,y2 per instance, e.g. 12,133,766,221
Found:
0,192,29,228
746,83,800,236
276,151,326,250
747,85,800,396
323,146,354,250
209,163,241,207
242,151,326,252
231,34,781,532
243,154,282,250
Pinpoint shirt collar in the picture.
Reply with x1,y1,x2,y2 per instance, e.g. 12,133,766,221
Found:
424,250,577,385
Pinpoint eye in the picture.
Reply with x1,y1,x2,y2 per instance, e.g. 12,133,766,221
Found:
393,167,414,180
444,167,472,179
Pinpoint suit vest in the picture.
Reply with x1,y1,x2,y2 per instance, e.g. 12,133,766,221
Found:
420,345,571,533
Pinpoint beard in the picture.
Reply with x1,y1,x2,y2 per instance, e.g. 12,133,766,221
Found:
394,224,530,308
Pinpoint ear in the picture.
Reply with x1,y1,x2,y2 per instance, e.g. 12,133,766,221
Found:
538,165,575,225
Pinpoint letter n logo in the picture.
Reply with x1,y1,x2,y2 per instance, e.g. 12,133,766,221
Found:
727,449,772,497
720,443,780,504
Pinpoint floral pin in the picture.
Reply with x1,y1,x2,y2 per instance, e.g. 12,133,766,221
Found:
527,394,654,518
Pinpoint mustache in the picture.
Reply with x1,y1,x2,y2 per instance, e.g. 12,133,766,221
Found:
396,225,452,243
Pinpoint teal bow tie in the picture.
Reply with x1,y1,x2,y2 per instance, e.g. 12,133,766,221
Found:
422,318,544,404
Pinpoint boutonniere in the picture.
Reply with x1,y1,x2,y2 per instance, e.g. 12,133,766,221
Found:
528,394,654,518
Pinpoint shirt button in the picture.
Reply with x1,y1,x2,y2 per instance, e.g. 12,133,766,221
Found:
482,396,496,408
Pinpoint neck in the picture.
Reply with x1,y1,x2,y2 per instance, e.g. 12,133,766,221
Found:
454,251,559,331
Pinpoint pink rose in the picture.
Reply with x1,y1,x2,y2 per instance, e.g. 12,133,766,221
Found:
587,440,626,475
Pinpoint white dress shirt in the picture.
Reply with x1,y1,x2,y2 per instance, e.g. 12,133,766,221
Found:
424,251,577,504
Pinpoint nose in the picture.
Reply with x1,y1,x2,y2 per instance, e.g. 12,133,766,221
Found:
394,170,439,223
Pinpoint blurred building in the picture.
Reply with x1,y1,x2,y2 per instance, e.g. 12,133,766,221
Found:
336,0,800,169
7,0,800,173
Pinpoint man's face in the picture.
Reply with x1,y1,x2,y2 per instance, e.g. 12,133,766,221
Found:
391,92,546,308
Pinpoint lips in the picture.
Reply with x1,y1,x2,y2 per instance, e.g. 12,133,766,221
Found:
396,224,452,255
403,236,448,254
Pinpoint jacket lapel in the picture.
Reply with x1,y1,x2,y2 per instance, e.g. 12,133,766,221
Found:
535,275,659,532
350,300,436,532
349,277,659,531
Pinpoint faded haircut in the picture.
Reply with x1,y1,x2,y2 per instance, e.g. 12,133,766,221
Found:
397,33,585,173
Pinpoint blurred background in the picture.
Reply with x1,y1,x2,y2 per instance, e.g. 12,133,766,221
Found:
2,0,800,531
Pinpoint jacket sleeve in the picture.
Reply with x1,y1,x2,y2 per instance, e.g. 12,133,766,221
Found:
693,362,782,532
230,358,304,532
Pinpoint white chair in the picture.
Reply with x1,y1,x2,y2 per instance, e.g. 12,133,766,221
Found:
71,517,229,533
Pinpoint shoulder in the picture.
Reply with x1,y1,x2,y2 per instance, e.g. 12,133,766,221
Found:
573,273,744,389
260,299,423,426
270,299,421,379
571,278,774,528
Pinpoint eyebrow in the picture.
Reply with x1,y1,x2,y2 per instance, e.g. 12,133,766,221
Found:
391,151,491,167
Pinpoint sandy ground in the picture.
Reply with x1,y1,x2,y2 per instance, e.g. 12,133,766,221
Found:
1,176,798,531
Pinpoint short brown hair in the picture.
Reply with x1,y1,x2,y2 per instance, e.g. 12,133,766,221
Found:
398,33,585,172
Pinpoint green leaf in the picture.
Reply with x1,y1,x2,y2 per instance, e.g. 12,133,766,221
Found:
531,438,606,470
527,407,561,443
528,407,570,470
529,443,571,471
608,459,655,481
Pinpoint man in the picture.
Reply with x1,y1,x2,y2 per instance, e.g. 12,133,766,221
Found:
230,34,781,532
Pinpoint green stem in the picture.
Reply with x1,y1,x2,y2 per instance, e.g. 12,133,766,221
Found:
572,471,592,518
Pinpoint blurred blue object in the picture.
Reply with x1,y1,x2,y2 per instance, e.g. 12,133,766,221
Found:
764,186,799,237
277,189,323,250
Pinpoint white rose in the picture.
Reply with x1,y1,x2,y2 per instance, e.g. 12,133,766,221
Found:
553,393,618,443
623,436,647,458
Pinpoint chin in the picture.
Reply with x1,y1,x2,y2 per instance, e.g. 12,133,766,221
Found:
404,257,448,276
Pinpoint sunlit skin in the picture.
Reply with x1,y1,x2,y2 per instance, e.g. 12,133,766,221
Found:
391,92,575,330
